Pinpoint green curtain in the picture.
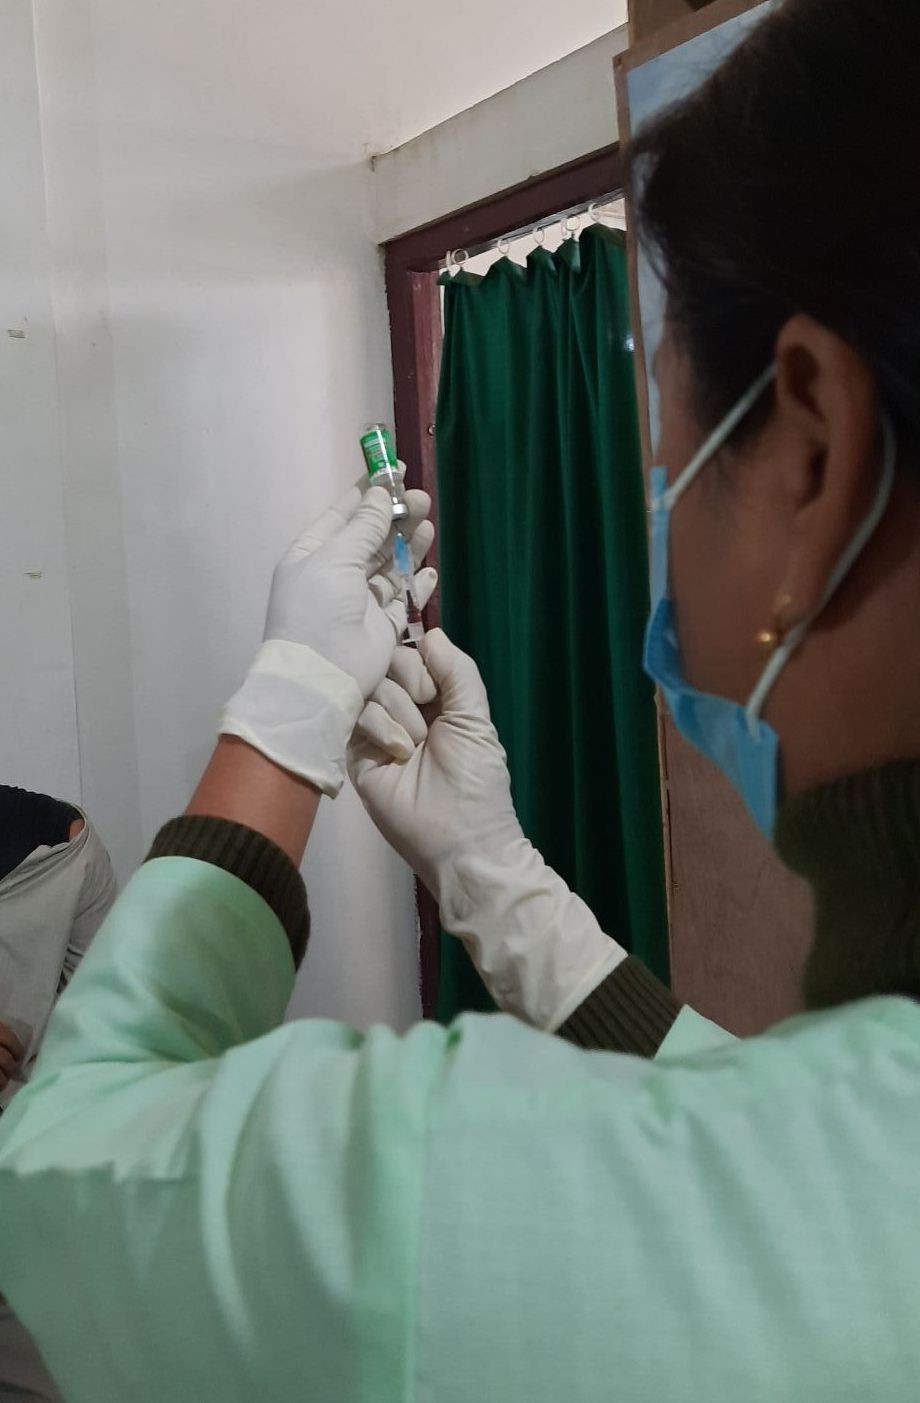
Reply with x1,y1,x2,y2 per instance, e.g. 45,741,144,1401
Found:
435,224,668,1021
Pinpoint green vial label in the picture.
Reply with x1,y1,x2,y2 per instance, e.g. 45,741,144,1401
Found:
360,424,398,479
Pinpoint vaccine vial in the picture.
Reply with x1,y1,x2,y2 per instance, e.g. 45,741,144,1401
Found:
360,423,410,523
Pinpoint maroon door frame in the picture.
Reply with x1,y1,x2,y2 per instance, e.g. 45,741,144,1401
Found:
384,142,624,1016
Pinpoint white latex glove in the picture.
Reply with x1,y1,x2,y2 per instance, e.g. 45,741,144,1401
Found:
221,484,437,796
348,630,625,1031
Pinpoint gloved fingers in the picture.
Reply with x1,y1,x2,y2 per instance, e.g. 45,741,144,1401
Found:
290,484,422,581
363,489,433,580
287,475,432,579
384,600,407,639
342,487,432,581
371,552,438,615
412,566,439,613
346,731,389,792
350,704,416,764
382,567,439,640
389,644,437,705
376,677,428,744
368,518,435,607
419,628,491,715
324,486,394,573
286,482,364,558
410,515,436,561
282,458,431,563
358,677,428,754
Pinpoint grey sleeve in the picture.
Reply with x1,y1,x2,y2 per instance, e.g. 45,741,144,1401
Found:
58,825,119,992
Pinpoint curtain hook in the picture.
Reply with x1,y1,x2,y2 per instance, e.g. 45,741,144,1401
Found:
588,201,602,224
561,214,580,242
497,235,512,259
454,248,469,271
532,225,546,247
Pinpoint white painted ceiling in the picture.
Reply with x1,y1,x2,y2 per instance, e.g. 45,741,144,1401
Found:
86,0,628,159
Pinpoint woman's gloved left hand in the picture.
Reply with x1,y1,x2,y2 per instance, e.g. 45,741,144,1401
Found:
349,631,624,1031
221,484,437,797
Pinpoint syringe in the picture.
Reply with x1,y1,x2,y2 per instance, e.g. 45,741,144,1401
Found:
394,530,425,644
360,422,425,644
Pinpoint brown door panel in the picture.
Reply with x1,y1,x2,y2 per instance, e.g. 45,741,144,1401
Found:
629,0,720,44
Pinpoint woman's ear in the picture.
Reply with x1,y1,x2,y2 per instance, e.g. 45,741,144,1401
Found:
771,314,881,626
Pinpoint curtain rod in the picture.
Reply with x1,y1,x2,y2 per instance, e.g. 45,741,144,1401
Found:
443,190,625,270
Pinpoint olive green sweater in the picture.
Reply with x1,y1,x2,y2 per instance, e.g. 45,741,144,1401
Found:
147,815,681,1052
146,760,920,1053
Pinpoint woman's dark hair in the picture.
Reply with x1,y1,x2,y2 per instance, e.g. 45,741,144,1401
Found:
627,0,920,450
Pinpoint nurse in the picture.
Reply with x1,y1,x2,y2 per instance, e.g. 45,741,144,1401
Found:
2,1,919,1398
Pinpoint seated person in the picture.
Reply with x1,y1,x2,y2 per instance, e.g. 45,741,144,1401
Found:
0,785,117,1106
0,785,117,1403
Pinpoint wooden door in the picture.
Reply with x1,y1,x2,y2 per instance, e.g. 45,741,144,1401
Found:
618,0,813,1036
629,0,719,43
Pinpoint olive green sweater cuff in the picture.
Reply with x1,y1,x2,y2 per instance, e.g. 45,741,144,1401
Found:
557,956,681,1057
146,816,310,969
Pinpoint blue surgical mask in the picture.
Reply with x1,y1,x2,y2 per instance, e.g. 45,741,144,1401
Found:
644,366,896,837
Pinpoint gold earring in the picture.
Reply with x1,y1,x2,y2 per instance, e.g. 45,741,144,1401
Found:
756,593,794,654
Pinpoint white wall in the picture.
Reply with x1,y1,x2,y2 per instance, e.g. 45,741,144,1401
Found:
4,0,627,1032
21,0,422,1029
374,27,630,243
0,2,80,803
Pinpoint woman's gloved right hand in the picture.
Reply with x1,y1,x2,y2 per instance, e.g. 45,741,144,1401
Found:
221,483,435,798
348,630,625,1031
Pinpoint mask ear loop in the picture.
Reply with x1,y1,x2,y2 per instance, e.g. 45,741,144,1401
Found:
745,413,898,733
660,366,777,512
